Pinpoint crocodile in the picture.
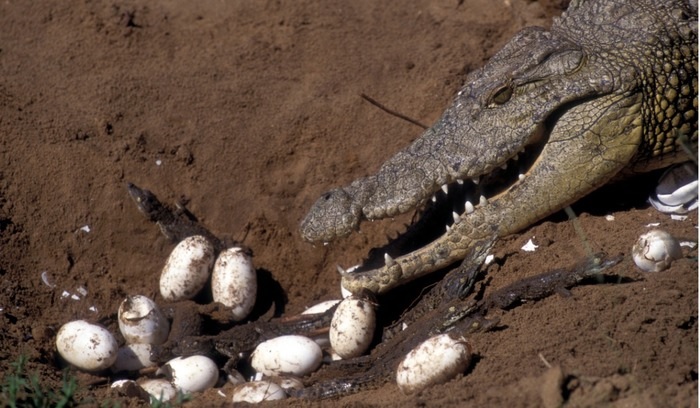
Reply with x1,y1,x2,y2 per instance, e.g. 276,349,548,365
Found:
300,0,698,294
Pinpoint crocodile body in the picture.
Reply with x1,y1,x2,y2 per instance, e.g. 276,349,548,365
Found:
301,0,698,294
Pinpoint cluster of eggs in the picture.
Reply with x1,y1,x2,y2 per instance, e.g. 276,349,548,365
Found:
55,234,391,403
55,162,695,403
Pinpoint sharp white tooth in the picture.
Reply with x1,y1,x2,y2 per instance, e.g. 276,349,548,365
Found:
518,173,525,181
452,211,460,223
431,195,437,203
457,179,464,185
479,195,488,206
500,163,508,170
336,265,346,275
513,153,519,161
446,224,451,232
473,178,479,185
384,253,396,267
441,184,449,194
465,201,475,214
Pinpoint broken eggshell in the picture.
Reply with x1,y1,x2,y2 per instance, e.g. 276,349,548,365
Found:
232,381,287,403
632,229,683,272
117,295,169,345
329,295,376,359
250,335,323,376
160,235,216,301
211,246,257,321
649,163,698,214
56,320,118,371
158,355,219,394
396,333,472,395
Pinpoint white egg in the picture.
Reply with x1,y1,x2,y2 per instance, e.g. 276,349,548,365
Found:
211,246,257,321
396,333,472,395
329,295,376,359
56,320,118,371
159,355,219,393
301,299,341,315
160,235,216,301
232,381,286,403
138,378,178,403
250,335,322,376
633,229,683,272
117,295,169,345
111,343,155,372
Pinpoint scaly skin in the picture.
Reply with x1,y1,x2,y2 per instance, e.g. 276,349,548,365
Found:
300,0,698,294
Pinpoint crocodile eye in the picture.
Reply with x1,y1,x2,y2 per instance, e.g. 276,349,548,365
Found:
488,85,513,106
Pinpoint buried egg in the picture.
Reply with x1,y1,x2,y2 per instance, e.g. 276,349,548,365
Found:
118,295,169,345
138,379,178,403
232,381,287,403
329,295,376,359
160,235,216,301
158,355,219,393
396,333,472,395
250,335,322,376
111,343,156,372
211,246,257,321
632,229,683,272
56,320,118,371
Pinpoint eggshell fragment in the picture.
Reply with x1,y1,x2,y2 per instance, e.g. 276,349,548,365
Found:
56,320,118,371
329,295,376,359
250,335,322,376
396,333,472,395
632,229,683,272
232,381,287,403
159,355,219,393
211,246,257,321
111,343,156,372
160,235,216,301
118,295,169,345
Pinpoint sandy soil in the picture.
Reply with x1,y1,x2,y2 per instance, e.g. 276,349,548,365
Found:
0,0,696,407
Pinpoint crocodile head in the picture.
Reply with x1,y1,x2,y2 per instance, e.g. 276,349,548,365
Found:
300,0,697,294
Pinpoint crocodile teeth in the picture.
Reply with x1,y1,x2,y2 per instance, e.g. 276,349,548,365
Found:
384,253,396,267
500,163,508,170
456,179,464,185
441,184,449,194
465,201,475,214
518,173,525,181
431,195,437,203
336,265,346,275
479,195,488,206
452,211,460,223
446,224,451,232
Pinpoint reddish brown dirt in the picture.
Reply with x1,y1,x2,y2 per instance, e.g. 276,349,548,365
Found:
0,0,696,407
